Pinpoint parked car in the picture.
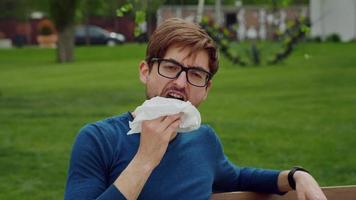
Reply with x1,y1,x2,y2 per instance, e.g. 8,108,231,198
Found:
75,25,125,46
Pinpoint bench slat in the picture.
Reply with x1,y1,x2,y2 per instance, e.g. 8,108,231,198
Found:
210,185,356,200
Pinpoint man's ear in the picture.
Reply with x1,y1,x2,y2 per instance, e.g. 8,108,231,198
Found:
139,60,150,84
203,80,212,101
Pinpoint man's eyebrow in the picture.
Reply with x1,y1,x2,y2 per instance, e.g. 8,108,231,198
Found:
189,65,209,72
165,58,209,72
165,58,181,65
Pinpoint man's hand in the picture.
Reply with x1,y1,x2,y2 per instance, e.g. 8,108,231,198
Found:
294,171,327,200
278,170,327,200
114,113,181,200
137,113,182,168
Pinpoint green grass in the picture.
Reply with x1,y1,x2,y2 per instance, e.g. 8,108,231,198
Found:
0,43,355,199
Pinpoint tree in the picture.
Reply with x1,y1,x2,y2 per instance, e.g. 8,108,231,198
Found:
49,0,137,63
116,0,165,39
0,0,50,21
0,0,28,20
49,0,78,63
142,0,166,37
77,0,124,45
3,0,163,63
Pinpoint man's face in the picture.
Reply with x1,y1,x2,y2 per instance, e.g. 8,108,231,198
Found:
139,46,212,107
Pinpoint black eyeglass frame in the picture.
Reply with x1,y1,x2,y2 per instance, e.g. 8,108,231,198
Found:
150,57,212,87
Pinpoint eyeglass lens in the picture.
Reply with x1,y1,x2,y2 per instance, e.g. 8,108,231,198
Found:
158,60,209,87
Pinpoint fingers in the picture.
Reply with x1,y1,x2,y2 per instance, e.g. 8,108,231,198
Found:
160,113,182,130
163,117,181,138
137,113,182,168
296,190,306,200
305,189,328,200
145,113,180,124
142,113,182,134
295,174,328,200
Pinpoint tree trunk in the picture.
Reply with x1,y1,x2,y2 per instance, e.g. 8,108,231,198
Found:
147,12,156,38
57,25,75,63
49,0,77,63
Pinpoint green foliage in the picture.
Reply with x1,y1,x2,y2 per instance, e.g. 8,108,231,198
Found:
49,0,78,31
163,0,308,6
0,0,27,20
116,3,133,17
0,0,50,21
120,3,133,13
164,0,244,5
325,33,341,43
76,0,121,23
115,0,165,37
242,0,308,6
201,18,248,65
1,43,356,199
116,2,144,36
134,11,146,36
269,17,311,64
202,15,311,66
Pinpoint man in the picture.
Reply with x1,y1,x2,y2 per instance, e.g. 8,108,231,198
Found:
65,18,326,200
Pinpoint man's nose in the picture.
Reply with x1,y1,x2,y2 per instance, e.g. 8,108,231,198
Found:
173,71,188,88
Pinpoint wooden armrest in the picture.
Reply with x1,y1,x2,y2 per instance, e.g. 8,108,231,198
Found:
210,185,356,200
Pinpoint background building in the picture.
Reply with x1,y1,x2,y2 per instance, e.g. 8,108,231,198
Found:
157,5,308,41
310,0,356,42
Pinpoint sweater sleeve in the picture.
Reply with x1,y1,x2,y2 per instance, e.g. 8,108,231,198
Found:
211,129,284,194
64,124,127,200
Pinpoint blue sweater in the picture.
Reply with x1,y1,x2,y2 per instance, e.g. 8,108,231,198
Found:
65,112,282,200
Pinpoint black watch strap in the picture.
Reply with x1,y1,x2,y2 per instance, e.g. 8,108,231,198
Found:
288,167,309,190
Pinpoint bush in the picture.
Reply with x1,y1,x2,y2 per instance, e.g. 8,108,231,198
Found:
307,36,322,43
325,33,341,42
37,19,56,36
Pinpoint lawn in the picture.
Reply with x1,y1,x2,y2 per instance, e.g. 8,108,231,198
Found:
0,43,355,199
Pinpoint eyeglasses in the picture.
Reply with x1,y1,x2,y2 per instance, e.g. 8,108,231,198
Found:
150,58,212,87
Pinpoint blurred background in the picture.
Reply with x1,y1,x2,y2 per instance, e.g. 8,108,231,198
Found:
0,0,355,199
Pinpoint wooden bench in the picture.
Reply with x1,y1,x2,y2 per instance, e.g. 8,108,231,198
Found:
211,185,356,200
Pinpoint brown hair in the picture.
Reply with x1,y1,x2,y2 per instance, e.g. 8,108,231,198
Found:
146,18,219,76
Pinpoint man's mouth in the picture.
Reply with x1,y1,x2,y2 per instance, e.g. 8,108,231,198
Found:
166,91,186,101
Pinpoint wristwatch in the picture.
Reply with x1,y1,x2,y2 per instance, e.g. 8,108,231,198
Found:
288,166,309,190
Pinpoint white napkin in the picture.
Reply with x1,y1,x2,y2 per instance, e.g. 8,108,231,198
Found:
127,96,201,135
